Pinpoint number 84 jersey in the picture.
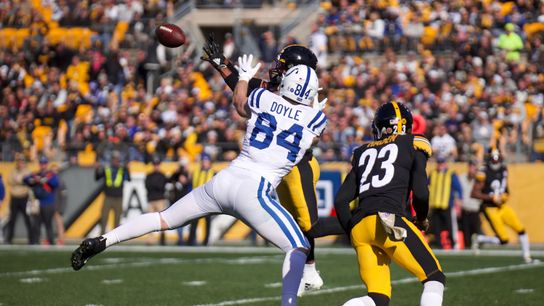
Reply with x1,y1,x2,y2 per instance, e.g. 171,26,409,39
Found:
351,134,432,218
231,88,327,187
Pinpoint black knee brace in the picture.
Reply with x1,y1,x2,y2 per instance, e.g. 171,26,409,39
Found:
424,270,446,285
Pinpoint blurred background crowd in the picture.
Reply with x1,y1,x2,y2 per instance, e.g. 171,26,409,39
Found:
1,0,544,166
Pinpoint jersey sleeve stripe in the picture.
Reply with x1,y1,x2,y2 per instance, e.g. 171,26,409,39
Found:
312,116,327,132
248,88,257,107
307,111,324,129
255,88,265,108
413,136,432,157
414,136,431,147
299,66,311,99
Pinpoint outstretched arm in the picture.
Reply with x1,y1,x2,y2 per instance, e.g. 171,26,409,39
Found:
201,34,268,95
233,54,261,118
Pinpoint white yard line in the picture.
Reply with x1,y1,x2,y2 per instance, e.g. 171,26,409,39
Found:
1,244,543,257
194,262,544,306
0,255,283,278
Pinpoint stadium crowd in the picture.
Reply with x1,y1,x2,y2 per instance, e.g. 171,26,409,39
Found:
1,0,544,166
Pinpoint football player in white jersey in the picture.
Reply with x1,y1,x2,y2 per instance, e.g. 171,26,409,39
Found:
71,55,326,306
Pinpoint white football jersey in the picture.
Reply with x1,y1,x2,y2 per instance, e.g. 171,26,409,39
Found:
231,88,327,187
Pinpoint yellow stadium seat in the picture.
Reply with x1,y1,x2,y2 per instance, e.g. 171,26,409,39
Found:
81,28,94,49
499,2,515,17
421,26,438,46
46,27,66,45
320,1,332,10
191,72,213,100
75,104,93,122
15,29,30,49
112,21,129,46
0,28,17,48
32,126,53,152
524,23,544,39
78,148,97,167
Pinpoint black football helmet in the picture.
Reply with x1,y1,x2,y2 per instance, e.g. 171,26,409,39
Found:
486,148,503,170
371,101,413,140
269,45,318,87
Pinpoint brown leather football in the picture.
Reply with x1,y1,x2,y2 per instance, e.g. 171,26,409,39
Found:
155,23,186,48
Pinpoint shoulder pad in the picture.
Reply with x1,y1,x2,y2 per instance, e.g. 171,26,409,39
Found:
413,135,432,158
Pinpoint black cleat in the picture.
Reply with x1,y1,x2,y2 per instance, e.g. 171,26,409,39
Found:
71,237,106,271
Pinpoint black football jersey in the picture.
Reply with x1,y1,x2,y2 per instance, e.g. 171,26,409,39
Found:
349,134,431,220
478,165,508,207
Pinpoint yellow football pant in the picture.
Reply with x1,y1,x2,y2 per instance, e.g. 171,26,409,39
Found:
276,154,320,232
482,204,525,243
350,215,443,298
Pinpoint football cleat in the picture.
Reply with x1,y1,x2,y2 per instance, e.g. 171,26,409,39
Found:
71,237,106,271
297,269,324,297
524,256,540,264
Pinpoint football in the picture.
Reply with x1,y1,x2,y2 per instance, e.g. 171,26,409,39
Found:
155,23,186,48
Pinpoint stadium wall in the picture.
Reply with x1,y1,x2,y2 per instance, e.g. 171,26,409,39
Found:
1,162,543,243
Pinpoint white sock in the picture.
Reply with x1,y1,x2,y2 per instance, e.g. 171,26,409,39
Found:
103,212,162,248
281,249,306,305
420,281,444,306
304,262,317,274
343,296,376,306
519,233,530,259
477,234,501,245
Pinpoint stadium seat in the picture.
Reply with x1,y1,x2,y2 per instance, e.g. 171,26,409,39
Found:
192,72,213,100
15,29,30,49
524,23,544,39
75,104,94,124
46,28,65,45
32,125,53,152
421,26,438,47
78,145,97,167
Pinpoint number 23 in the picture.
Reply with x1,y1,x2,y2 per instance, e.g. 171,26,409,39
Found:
358,143,398,192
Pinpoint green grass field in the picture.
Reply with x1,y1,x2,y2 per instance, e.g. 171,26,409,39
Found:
0,245,542,306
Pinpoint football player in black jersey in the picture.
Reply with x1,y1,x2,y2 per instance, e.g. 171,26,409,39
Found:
335,102,445,306
471,148,537,263
201,35,344,295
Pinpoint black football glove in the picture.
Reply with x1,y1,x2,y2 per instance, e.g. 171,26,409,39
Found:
201,33,227,69
413,218,429,232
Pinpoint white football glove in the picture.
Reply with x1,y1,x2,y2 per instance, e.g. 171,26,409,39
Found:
237,54,261,82
312,87,327,110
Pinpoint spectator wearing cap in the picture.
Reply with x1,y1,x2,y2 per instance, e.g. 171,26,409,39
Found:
458,160,483,248
95,151,131,234
498,23,523,62
23,156,59,245
5,155,33,244
428,156,463,250
187,153,215,246
144,157,168,245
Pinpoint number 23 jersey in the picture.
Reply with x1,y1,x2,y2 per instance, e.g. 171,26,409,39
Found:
350,134,432,219
231,88,327,187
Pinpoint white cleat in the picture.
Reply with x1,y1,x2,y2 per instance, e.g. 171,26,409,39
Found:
524,257,541,264
297,269,324,297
